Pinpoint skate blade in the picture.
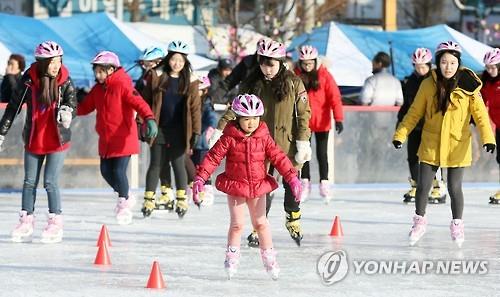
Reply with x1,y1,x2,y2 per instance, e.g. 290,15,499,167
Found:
226,268,237,280
248,242,260,248
11,235,33,243
40,235,63,244
116,215,133,225
291,236,302,247
268,269,280,281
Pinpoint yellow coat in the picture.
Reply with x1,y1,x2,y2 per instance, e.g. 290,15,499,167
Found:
393,68,495,168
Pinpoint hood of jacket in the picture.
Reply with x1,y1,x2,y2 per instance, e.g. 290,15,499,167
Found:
28,62,69,89
430,67,482,95
223,120,269,140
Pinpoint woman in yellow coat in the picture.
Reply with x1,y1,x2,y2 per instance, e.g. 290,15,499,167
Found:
393,41,496,248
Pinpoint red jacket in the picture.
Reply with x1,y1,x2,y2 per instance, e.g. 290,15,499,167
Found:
481,77,500,128
197,121,297,199
77,68,154,158
295,65,344,132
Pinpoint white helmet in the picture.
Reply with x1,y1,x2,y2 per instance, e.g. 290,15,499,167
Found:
168,40,190,55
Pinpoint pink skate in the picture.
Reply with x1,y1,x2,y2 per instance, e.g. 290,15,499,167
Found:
450,219,464,248
409,214,427,246
202,185,215,206
224,246,240,279
11,210,34,243
41,213,63,243
115,194,136,225
300,179,311,203
260,248,280,280
320,180,332,203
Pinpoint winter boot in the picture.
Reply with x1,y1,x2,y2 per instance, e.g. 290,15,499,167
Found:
489,191,500,204
319,180,332,203
403,178,417,203
260,248,280,280
224,246,240,280
429,179,447,204
285,210,303,246
40,213,63,243
11,210,34,243
115,193,136,225
300,179,311,203
175,189,188,218
141,191,156,217
247,229,259,248
450,219,464,248
157,186,174,211
409,214,427,246
201,184,215,206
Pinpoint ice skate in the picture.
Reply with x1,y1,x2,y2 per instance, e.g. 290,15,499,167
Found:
428,179,447,204
115,194,136,225
320,180,332,204
285,211,303,246
141,191,156,217
247,230,259,248
300,179,311,203
156,186,174,211
40,213,63,243
201,185,215,206
450,219,464,248
489,191,500,204
403,178,416,203
11,210,34,243
409,214,427,246
224,246,240,280
175,190,188,218
260,248,280,280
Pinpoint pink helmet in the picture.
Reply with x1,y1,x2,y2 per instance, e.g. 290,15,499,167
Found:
412,48,432,64
299,45,318,60
34,41,63,59
257,39,286,59
436,41,462,54
483,48,500,65
198,76,211,90
231,94,264,117
91,51,121,67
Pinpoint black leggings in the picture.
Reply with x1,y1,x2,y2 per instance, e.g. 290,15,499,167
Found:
265,165,299,216
406,129,422,181
301,131,329,181
145,144,187,192
415,163,464,219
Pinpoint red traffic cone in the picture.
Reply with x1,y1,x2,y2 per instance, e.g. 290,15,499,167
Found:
146,261,166,289
97,224,112,247
329,216,344,236
94,243,111,265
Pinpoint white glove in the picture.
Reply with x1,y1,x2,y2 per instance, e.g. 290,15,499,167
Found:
57,106,73,129
0,135,4,152
208,129,223,149
295,140,312,164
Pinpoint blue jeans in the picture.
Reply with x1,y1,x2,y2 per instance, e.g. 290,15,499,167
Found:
22,150,67,215
100,156,130,198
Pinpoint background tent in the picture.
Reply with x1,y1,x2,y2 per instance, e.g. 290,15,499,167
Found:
289,22,494,87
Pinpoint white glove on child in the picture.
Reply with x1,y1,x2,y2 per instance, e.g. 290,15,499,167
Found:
57,106,73,129
295,140,312,164
208,128,223,149
0,135,4,152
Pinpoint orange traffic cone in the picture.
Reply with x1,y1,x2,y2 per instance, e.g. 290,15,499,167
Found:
146,261,166,289
94,243,111,265
97,225,112,247
329,216,344,236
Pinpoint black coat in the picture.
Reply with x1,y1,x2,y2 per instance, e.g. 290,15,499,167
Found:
397,72,427,130
0,73,22,103
207,68,238,105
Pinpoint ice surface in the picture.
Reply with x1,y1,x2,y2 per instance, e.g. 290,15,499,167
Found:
0,184,499,297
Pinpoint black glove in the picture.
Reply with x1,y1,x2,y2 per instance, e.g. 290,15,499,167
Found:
335,121,343,134
483,143,496,154
190,134,200,149
393,140,403,149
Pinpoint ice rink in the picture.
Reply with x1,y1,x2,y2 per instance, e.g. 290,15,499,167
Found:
0,184,499,297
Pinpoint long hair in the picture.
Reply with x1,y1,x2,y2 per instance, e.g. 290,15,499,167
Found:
298,60,320,91
244,56,293,102
36,58,59,106
161,52,192,96
435,51,461,115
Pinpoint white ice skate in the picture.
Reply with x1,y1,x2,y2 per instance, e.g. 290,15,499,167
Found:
260,248,280,280
409,214,427,246
11,210,34,243
450,219,464,248
201,185,215,206
224,246,240,280
40,213,63,244
300,179,311,203
115,194,136,225
320,180,332,204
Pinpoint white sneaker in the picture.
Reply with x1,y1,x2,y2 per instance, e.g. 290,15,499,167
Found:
11,210,34,243
40,213,63,243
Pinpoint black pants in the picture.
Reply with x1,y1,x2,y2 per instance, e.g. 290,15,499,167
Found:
415,163,464,219
265,165,299,216
406,129,422,181
100,156,130,198
301,131,329,181
496,128,500,165
145,143,187,192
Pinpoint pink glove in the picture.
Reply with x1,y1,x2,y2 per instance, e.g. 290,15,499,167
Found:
192,176,205,207
288,176,302,203
205,126,216,144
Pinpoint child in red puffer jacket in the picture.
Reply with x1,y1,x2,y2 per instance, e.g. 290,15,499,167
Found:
192,94,302,281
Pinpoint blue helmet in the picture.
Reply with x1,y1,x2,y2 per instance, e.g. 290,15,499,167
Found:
141,46,166,61
167,40,190,55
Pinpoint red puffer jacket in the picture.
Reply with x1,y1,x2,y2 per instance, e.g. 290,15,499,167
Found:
197,121,297,199
77,68,154,158
295,65,344,132
481,77,500,128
